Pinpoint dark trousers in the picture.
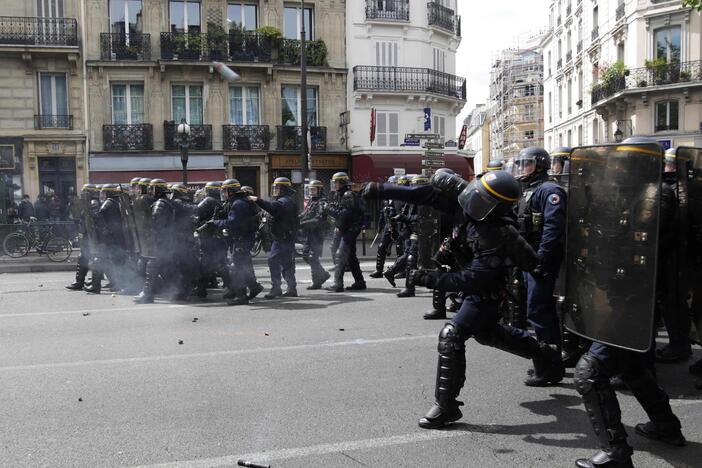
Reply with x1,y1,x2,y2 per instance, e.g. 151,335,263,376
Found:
334,231,363,286
268,239,296,291
303,232,326,285
231,239,257,296
377,227,404,258
453,294,533,345
524,271,562,348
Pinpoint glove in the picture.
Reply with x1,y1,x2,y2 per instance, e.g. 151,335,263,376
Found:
361,182,381,199
407,269,429,288
530,264,548,279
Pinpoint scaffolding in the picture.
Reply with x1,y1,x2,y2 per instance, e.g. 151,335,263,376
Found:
489,42,545,161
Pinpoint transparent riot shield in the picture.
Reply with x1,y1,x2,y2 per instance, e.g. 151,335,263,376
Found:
563,143,663,352
117,190,140,255
79,196,99,254
132,195,155,258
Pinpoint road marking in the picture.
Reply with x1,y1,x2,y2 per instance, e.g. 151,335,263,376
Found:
133,429,472,468
0,304,187,319
0,334,434,372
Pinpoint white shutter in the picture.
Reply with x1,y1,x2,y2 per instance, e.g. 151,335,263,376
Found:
389,112,399,146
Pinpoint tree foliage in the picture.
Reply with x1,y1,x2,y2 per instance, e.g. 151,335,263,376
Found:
683,0,702,11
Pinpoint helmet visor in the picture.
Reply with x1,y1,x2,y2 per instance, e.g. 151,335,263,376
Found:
549,158,564,175
271,184,283,197
457,180,498,221
514,158,536,179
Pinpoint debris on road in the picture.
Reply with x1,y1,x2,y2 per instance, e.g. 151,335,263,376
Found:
78,398,83,402
339,328,345,331
237,460,270,468
192,318,198,323
82,313,90,317
178,340,184,345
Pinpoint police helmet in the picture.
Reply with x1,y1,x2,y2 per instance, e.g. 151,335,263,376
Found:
81,183,97,193
149,178,169,197
396,175,410,186
205,181,221,198
458,170,521,221
170,182,189,198
550,147,571,175
331,172,350,191
411,174,430,186
621,135,661,145
307,179,324,198
241,185,255,195
340,190,357,209
221,178,243,200
435,168,455,175
130,177,141,186
485,160,504,171
664,147,677,173
271,177,292,198
514,147,551,180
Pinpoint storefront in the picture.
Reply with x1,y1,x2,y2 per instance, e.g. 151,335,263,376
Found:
268,153,350,193
351,152,474,182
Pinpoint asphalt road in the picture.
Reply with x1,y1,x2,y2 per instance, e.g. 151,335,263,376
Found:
0,262,700,468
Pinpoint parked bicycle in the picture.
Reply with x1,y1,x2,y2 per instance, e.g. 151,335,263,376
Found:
2,219,73,262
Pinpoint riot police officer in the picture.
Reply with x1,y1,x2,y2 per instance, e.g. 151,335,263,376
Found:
484,160,504,172
211,179,262,305
394,170,562,429
87,184,127,294
170,183,197,300
513,147,567,386
137,177,152,196
549,147,571,175
250,177,299,299
325,172,366,292
134,179,174,304
129,177,142,198
299,180,331,289
66,184,100,291
370,176,403,278
194,181,230,297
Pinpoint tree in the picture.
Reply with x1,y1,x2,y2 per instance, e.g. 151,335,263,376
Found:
683,0,702,11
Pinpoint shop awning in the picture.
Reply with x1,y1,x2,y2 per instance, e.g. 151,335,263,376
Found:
351,153,474,182
88,152,226,184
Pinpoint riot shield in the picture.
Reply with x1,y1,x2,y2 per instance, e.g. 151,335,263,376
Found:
563,143,663,352
417,205,439,269
79,196,99,254
133,195,155,258
117,190,140,255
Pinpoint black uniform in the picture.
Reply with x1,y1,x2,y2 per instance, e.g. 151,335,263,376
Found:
195,195,231,296
256,193,299,296
326,189,366,291
91,195,126,292
299,196,331,289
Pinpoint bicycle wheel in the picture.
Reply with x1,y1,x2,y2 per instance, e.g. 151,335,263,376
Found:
44,236,72,263
3,232,30,258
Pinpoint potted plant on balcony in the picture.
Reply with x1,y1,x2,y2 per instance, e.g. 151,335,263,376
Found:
645,57,668,85
306,40,328,67
256,26,282,61
207,22,227,61
178,33,202,60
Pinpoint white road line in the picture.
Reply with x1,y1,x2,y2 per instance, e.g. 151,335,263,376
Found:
132,429,472,468
0,334,434,372
0,304,187,319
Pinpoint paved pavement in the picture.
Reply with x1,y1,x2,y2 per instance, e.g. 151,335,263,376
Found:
0,261,700,467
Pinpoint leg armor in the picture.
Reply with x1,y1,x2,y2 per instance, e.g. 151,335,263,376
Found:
574,354,633,464
397,254,417,297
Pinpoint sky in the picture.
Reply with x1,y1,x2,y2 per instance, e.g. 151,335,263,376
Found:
455,0,551,135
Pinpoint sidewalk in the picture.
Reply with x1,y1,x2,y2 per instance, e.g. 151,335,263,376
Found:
0,238,379,274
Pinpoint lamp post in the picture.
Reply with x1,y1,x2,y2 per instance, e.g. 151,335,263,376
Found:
300,0,309,183
177,118,191,185
614,127,623,143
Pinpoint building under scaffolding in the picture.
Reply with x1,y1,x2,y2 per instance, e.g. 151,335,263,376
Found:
489,41,544,161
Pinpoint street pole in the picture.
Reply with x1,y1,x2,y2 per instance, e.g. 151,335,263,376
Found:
178,118,190,185
300,0,309,184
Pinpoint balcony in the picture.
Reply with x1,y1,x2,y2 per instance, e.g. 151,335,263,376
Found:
164,121,212,150
427,2,460,35
365,0,409,22
160,31,227,61
566,5,572,16
276,126,327,152
591,26,599,41
34,115,72,130
223,125,270,151
103,124,153,151
566,51,572,63
277,39,327,66
229,31,272,62
0,16,78,47
100,33,151,61
591,60,702,105
353,65,466,100
616,4,625,21
557,15,562,26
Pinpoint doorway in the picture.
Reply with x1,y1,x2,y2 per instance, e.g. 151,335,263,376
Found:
232,166,259,195
38,156,76,219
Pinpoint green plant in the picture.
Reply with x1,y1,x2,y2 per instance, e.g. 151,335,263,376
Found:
207,22,227,57
306,40,328,66
644,57,667,70
600,61,628,85
256,26,283,42
680,70,691,81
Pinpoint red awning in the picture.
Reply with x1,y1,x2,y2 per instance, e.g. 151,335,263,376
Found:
351,154,474,182
89,169,226,184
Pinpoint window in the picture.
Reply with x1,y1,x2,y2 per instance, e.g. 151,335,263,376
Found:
655,100,679,131
548,92,552,123
567,129,572,146
567,79,572,114
112,84,144,124
592,6,598,31
109,0,143,36
281,85,318,126
229,86,260,125
525,130,534,140
655,26,681,62
578,124,583,145
37,0,64,17
433,115,446,140
172,84,203,124
227,2,257,31
38,73,68,124
169,0,201,34
558,133,563,146
557,39,562,60
577,69,583,103
284,5,313,40
617,42,625,63
547,51,552,76
433,48,446,72
566,30,572,54
592,118,599,144
558,84,563,117
376,41,398,66
548,135,552,150
376,111,399,147
525,104,535,120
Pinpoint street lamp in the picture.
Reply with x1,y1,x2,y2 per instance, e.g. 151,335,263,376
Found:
177,118,190,185
614,126,623,142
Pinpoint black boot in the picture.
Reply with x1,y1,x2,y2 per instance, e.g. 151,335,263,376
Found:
383,268,397,287
282,288,298,297
369,252,386,278
397,287,415,298
346,281,367,291
247,282,264,299
83,274,101,294
264,287,282,299
307,270,331,290
67,262,88,290
418,323,466,429
574,446,634,468
424,290,447,319
524,343,565,387
325,283,344,293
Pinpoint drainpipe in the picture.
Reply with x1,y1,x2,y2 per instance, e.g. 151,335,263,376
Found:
80,0,90,184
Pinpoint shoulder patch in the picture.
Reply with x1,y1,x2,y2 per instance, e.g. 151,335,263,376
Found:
548,193,561,205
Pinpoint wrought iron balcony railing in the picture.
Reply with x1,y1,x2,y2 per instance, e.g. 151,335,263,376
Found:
365,0,410,21
0,16,78,47
100,33,151,61
160,31,228,61
277,39,327,66
276,126,327,152
353,65,466,100
591,26,599,41
427,2,458,34
591,60,702,104
557,58,562,69
35,115,72,129
229,31,272,62
103,124,153,151
223,125,270,151
164,121,212,150
566,4,572,16
616,4,625,21
557,15,562,26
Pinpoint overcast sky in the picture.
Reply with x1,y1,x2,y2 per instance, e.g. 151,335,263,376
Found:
455,1,550,135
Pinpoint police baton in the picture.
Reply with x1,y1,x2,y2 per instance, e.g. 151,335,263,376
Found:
370,230,380,249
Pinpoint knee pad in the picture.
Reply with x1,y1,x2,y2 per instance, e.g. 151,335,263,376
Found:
574,354,601,396
438,323,465,355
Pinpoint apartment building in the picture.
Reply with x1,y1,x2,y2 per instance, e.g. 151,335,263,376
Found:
462,103,488,172
346,0,471,181
543,0,702,150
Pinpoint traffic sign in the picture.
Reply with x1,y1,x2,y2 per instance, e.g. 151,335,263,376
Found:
403,137,421,146
424,142,444,149
405,133,441,140
424,150,445,158
422,159,446,167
